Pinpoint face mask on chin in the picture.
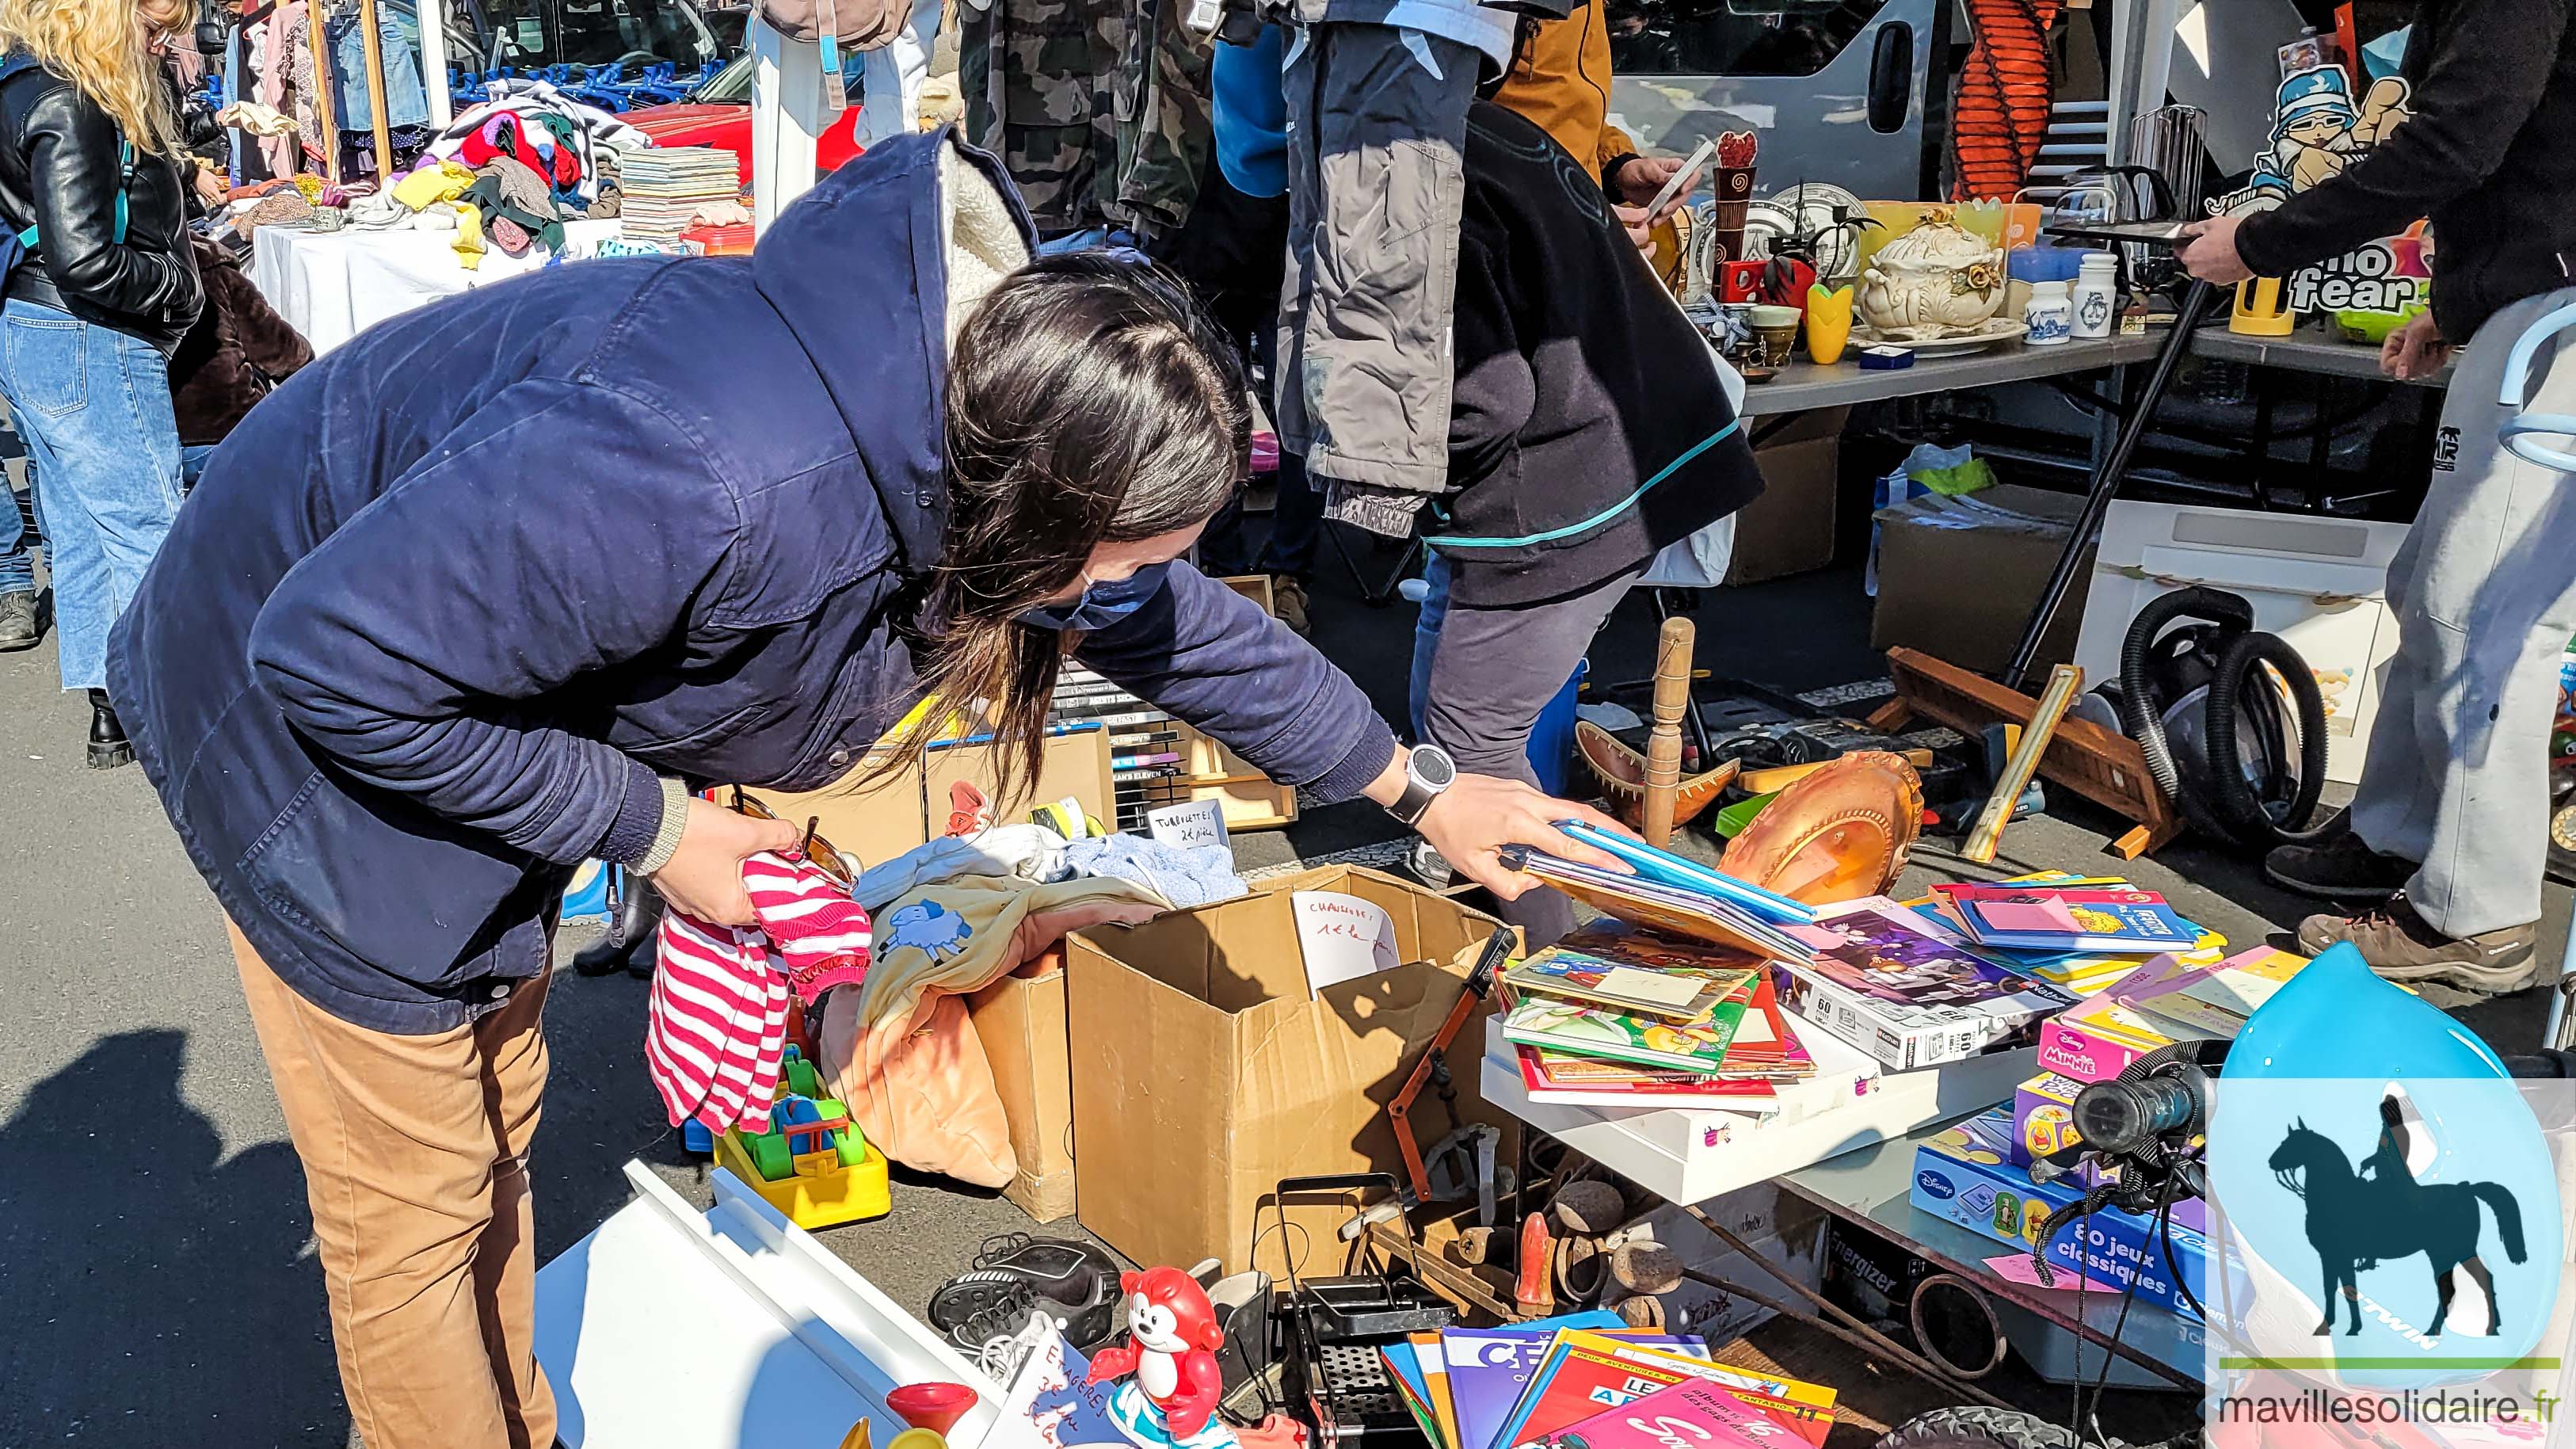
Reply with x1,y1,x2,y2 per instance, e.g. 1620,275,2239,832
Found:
1015,562,1174,633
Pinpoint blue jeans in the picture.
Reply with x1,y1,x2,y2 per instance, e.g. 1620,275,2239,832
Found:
181,444,218,493
0,300,185,690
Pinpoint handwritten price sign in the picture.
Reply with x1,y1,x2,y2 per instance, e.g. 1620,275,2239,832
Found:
1290,890,1404,996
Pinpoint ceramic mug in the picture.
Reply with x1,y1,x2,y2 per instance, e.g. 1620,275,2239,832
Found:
1749,304,1800,366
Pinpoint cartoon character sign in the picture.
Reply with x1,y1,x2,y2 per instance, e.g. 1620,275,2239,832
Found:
2254,65,2412,196
2205,63,2426,315
1085,1268,1229,1447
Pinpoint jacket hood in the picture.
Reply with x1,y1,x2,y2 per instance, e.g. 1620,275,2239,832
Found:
752,128,1035,578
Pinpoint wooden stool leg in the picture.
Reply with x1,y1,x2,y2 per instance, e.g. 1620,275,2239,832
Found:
1642,617,1695,848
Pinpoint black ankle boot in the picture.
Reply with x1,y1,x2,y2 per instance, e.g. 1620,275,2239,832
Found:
87,688,133,769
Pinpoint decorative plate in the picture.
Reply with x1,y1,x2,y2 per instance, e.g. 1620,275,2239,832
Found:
1851,318,2029,357
1718,751,1924,905
1740,182,1869,285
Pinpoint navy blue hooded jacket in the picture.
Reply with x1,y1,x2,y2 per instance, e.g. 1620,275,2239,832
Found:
108,132,1397,1034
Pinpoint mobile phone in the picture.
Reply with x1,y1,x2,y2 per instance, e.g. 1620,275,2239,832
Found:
1644,138,1717,218
2041,219,2190,247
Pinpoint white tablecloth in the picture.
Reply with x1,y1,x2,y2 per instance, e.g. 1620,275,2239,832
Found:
251,219,623,353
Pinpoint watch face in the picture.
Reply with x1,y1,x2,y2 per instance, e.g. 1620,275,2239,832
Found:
1413,747,1458,790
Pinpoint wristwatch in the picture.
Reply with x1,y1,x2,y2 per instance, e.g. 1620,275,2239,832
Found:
1386,745,1458,829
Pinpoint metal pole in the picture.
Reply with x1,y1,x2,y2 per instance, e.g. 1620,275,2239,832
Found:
2002,277,2216,691
356,0,394,183
419,0,453,127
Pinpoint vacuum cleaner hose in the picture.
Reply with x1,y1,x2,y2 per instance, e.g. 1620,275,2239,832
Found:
2118,586,2328,851
2118,585,2251,816
2204,628,2330,845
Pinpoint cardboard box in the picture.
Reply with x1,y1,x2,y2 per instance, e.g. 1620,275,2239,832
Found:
1872,483,2090,676
740,726,1117,870
966,952,1078,1223
1065,867,1511,1276
1908,1108,2208,1317
1726,407,1847,585
2010,1070,2117,1189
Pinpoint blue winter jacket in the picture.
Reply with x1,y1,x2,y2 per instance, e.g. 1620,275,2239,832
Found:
108,132,1397,1034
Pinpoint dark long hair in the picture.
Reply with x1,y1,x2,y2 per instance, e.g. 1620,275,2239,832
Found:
867,251,1249,804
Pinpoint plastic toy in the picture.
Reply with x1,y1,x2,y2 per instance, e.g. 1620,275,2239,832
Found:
1086,1268,1230,1449
711,1053,891,1229
886,1382,977,1436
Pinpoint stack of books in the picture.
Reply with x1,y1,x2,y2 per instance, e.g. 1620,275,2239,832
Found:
1915,872,2228,996
1500,923,1814,1113
1493,841,1826,1115
1381,1319,1836,1449
616,146,743,246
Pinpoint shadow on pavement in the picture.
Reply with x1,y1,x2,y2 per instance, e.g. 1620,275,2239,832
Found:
0,1029,351,1446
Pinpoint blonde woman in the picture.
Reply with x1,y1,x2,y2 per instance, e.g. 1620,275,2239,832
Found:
0,0,202,765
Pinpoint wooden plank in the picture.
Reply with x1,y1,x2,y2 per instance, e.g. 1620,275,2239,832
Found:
1884,647,2180,852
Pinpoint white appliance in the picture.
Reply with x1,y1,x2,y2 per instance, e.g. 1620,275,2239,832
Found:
2073,501,2410,784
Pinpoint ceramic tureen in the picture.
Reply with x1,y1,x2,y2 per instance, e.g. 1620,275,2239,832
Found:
1857,208,2007,338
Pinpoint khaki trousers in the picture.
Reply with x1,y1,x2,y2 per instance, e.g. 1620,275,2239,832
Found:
230,924,557,1449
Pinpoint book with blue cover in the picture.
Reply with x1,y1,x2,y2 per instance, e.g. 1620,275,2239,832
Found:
1930,883,2202,953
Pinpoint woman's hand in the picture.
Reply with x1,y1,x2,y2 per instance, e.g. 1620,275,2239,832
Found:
2176,216,2254,284
645,797,803,927
2380,311,2450,381
1414,772,1639,900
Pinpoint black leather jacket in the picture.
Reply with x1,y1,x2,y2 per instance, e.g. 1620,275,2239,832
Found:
0,55,202,353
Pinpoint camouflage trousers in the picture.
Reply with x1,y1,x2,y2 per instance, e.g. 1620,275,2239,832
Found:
957,0,1213,238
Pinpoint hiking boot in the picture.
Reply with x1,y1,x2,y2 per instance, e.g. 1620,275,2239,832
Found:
1271,574,1311,636
2295,894,2538,993
2265,814,2416,901
0,590,36,651
87,688,133,769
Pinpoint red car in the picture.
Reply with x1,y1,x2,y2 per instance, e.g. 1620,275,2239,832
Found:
622,51,868,189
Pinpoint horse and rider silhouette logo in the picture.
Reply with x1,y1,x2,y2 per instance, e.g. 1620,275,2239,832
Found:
2269,1094,2527,1338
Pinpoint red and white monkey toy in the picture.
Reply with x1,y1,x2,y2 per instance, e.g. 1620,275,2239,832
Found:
1085,1267,1226,1440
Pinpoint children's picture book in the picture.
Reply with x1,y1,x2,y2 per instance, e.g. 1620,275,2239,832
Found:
1778,898,2077,1070
1514,1046,1784,1111
1531,1378,1804,1449
1501,931,1762,1025
1549,821,1816,925
1930,883,2202,953
1496,848,1816,964
1501,980,1762,1074
1440,1314,1624,1449
1493,1331,1834,1449
2170,944,2310,1021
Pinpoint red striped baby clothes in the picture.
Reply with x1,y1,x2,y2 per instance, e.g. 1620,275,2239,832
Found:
741,852,874,1004
644,851,872,1134
646,911,790,1133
